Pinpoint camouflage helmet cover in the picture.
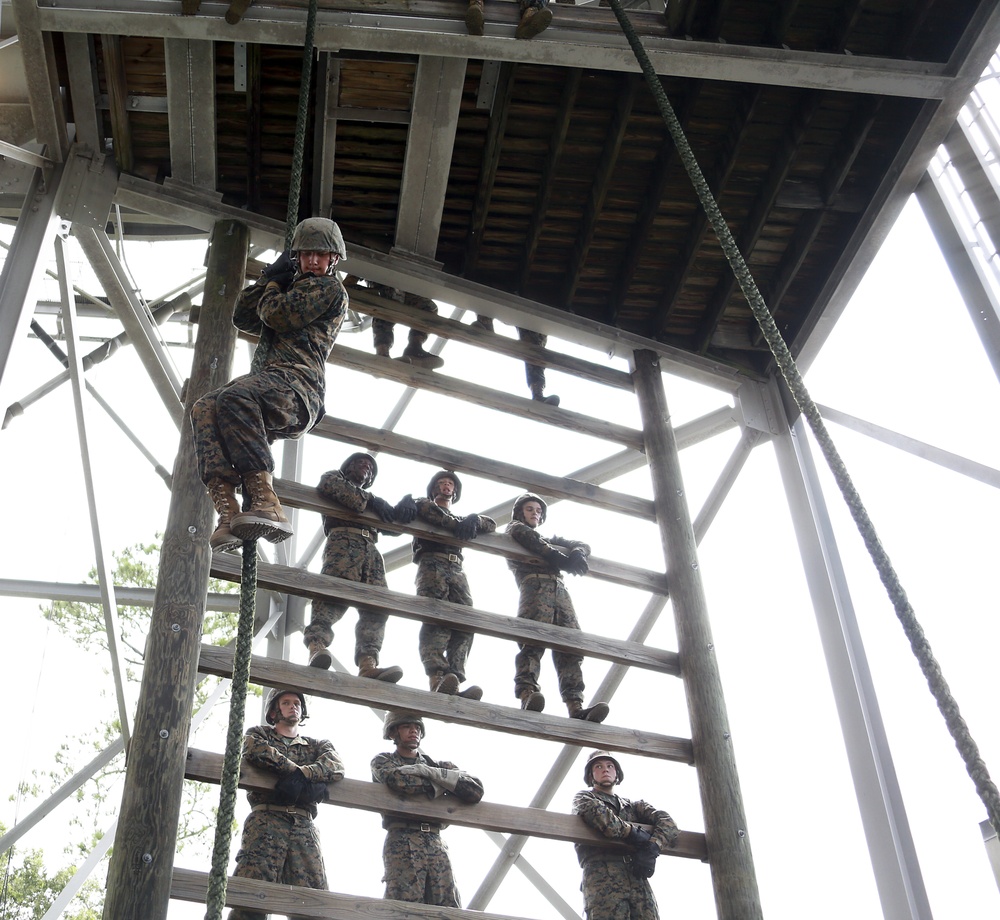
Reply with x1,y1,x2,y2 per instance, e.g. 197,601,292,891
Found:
290,217,347,261
512,492,547,525
341,452,378,488
584,750,624,786
265,687,308,725
427,470,462,505
383,710,426,741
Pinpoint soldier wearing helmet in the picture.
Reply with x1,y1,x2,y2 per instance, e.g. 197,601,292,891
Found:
393,471,496,699
191,217,348,553
226,687,345,920
506,492,609,722
372,711,484,908
573,750,679,920
303,452,406,682
343,276,445,370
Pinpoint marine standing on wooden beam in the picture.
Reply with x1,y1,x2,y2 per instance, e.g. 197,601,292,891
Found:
506,493,610,721
191,218,348,552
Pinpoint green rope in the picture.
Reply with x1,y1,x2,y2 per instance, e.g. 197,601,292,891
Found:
205,543,258,920
606,0,1000,833
284,0,320,251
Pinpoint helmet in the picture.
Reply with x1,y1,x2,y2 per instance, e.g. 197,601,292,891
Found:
341,452,378,488
427,470,462,505
290,218,347,261
383,710,426,741
583,750,623,786
265,688,308,725
512,492,547,525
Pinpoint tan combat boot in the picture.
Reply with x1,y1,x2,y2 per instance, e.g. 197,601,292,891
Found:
515,2,552,39
458,684,484,701
430,671,460,694
567,700,610,723
399,343,445,370
519,689,545,712
359,655,404,683
207,478,243,553
465,0,485,35
307,640,332,670
231,471,293,543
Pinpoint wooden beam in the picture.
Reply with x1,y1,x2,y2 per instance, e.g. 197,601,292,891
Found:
197,644,691,761
101,35,133,175
310,415,653,519
209,552,674,666
184,748,707,859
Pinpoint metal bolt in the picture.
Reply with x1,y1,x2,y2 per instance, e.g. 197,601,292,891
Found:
737,829,746,838
723,732,730,740
691,562,699,570
188,525,197,534
707,643,714,651
142,853,153,864
171,623,181,632
159,729,169,739
676,489,683,496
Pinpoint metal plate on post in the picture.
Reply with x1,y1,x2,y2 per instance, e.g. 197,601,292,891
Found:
56,146,118,230
477,60,501,112
234,41,247,93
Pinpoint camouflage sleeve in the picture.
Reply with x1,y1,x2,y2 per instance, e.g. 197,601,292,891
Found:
632,799,680,850
415,497,461,532
549,535,591,556
298,739,347,784
242,726,300,776
232,282,266,333
508,520,568,566
371,753,435,798
317,469,369,513
572,790,633,842
423,758,484,804
258,275,346,333
475,515,497,535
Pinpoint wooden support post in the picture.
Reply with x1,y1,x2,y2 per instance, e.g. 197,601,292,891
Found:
102,220,249,920
631,348,763,920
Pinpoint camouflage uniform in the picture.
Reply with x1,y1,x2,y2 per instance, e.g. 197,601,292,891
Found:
306,468,398,662
413,498,496,682
191,271,346,486
371,750,484,905
506,520,590,704
517,328,548,396
572,789,679,920
228,724,346,920
366,282,438,355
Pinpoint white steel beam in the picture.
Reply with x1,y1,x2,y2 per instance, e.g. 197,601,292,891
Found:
0,577,240,610
34,0,962,98
772,397,932,920
164,39,218,189
63,32,102,152
394,56,466,258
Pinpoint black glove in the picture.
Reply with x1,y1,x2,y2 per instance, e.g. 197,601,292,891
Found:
630,839,660,879
454,515,479,541
367,494,396,524
394,494,418,525
262,251,296,292
564,548,589,576
273,770,309,805
298,781,329,806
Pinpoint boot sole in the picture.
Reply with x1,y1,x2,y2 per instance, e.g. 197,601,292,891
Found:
521,691,545,712
309,650,333,669
465,5,485,34
571,702,610,723
365,665,404,683
210,533,243,553
516,6,552,38
231,514,293,543
433,673,460,694
458,685,484,701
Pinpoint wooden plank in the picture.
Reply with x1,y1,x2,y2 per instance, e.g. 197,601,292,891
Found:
209,554,676,673
346,285,633,391
197,645,691,763
310,415,654,521
184,748,707,860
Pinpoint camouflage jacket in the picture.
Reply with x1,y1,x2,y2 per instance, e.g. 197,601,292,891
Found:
316,469,399,540
232,272,346,429
572,789,679,867
411,498,496,562
371,750,484,829
505,520,591,585
242,724,346,817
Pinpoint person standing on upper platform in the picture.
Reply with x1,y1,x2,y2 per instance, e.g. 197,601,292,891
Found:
191,218,348,552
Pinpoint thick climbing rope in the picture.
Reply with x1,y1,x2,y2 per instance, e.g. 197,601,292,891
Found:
204,2,320,916
605,0,1000,834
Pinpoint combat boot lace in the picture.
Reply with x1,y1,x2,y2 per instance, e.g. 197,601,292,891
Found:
230,470,294,544
207,478,242,553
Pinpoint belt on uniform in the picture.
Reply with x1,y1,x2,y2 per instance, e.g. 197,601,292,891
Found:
521,572,562,582
385,821,442,833
583,854,632,867
252,804,312,818
420,552,462,563
326,526,373,539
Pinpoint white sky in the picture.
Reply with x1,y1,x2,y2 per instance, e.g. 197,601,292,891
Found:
1,192,999,920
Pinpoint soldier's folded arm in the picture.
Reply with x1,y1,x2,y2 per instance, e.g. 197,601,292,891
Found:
299,743,346,784
242,727,302,775
372,755,436,797
232,285,265,334
634,801,679,850
317,470,368,512
572,790,633,841
258,277,346,332
415,498,456,529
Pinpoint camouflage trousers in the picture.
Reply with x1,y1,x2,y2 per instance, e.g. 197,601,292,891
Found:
227,810,327,920
382,828,460,907
416,555,474,682
191,369,310,486
580,861,659,920
514,576,584,703
373,294,438,351
517,328,548,392
305,531,388,663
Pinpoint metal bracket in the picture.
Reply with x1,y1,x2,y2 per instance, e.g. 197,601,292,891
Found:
736,379,780,435
55,144,118,230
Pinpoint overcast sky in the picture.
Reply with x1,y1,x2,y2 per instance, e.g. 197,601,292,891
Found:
1,188,999,920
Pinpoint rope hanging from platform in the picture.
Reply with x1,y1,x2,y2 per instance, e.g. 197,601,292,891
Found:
205,3,319,917
604,0,1000,834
